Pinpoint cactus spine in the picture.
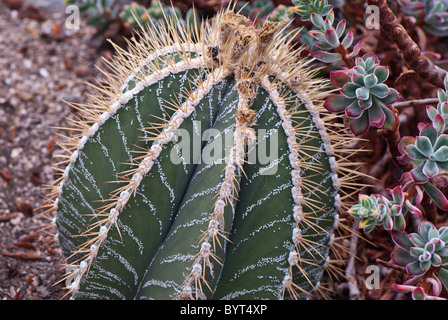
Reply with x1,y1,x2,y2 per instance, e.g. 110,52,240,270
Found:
41,5,361,300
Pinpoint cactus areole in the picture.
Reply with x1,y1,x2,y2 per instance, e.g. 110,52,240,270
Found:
44,7,360,300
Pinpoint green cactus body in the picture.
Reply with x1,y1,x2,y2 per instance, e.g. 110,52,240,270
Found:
45,8,358,300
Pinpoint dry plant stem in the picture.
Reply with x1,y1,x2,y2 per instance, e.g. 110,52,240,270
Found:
367,0,447,88
393,98,439,109
378,106,413,172
334,44,355,68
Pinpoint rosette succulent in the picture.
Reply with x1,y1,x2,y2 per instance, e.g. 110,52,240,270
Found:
292,0,333,21
398,0,448,36
391,222,448,285
398,123,448,184
348,186,422,233
324,53,401,136
348,194,392,233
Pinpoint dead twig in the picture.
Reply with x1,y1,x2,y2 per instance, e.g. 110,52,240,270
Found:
393,98,439,109
367,0,447,88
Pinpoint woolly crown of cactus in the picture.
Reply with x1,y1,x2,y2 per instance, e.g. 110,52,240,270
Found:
39,3,363,300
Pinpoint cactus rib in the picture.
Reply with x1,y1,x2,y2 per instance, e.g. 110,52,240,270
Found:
39,5,364,300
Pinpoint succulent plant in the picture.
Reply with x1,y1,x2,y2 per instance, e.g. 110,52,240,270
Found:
398,123,448,184
324,53,401,136
41,7,361,300
348,186,422,233
269,4,295,23
426,75,448,134
292,0,333,21
391,222,448,284
398,0,448,37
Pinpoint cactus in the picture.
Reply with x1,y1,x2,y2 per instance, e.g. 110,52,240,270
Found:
42,5,361,300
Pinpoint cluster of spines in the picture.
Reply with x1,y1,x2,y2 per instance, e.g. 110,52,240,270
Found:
38,4,365,300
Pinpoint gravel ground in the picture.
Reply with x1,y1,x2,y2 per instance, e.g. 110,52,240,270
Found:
0,0,104,300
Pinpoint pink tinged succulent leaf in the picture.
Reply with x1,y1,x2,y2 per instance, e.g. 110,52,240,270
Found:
431,253,443,267
405,200,423,218
431,238,444,251
409,233,426,247
370,83,391,99
415,136,433,157
355,86,370,100
433,135,448,152
423,160,439,178
392,229,414,250
406,260,425,276
394,214,406,231
364,74,378,88
352,65,366,75
341,31,353,49
391,247,414,267
358,95,373,110
345,100,364,119
420,260,431,273
378,102,398,131
341,82,358,98
410,246,425,257
324,94,353,113
432,145,448,162
310,13,324,28
418,221,434,240
381,88,402,104
404,145,427,161
324,29,340,48
427,225,439,241
348,40,362,58
323,19,333,31
438,227,448,243
420,124,438,146
393,284,416,293
383,214,394,230
432,113,446,134
438,88,447,102
361,52,380,66
437,267,448,290
330,70,351,88
426,105,438,121
310,50,341,63
412,287,426,300
348,112,370,136
368,103,386,128
314,40,334,50
391,185,404,204
373,65,389,83
441,101,448,114
308,29,325,41
351,73,365,86
415,185,424,207
399,136,416,154
422,182,448,211
428,277,443,297
335,19,346,38
411,162,429,184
